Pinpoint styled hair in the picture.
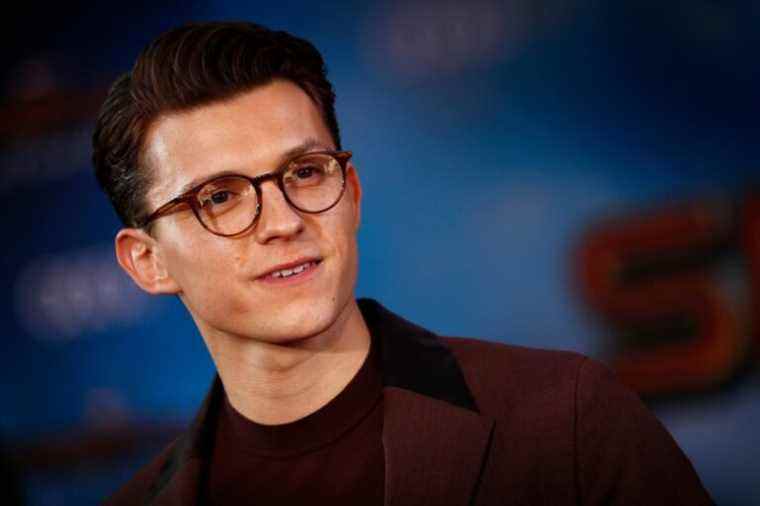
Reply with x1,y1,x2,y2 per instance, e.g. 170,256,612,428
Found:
92,21,341,227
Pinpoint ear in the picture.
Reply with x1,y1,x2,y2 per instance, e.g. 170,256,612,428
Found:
115,228,181,295
346,162,362,231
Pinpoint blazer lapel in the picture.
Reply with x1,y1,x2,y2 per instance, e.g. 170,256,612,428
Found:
359,300,496,506
383,387,495,506
146,376,224,506
149,458,204,506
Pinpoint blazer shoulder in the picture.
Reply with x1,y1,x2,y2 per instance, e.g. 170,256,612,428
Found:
103,437,180,506
442,336,592,416
443,336,588,386
442,337,714,504
443,336,585,366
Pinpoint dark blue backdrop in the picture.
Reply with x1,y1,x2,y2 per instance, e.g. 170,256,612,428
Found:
2,1,758,504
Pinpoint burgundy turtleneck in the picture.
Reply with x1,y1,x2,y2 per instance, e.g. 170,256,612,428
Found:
204,337,384,505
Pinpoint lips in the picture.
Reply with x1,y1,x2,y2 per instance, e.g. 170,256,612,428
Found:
257,257,322,280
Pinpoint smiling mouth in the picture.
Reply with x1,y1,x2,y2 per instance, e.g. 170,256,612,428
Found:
259,259,322,283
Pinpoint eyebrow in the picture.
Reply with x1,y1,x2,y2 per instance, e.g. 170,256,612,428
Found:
175,137,331,196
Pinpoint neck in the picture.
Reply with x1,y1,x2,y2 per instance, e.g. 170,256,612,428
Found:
200,299,371,425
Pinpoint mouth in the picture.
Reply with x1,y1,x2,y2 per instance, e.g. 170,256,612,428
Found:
257,258,323,285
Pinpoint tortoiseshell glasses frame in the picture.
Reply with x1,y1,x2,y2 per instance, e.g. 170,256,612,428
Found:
137,150,352,237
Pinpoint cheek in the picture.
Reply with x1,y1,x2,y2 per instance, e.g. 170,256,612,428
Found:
163,233,245,292
170,243,253,321
327,209,360,275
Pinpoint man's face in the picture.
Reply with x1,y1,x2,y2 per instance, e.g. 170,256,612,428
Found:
140,80,362,345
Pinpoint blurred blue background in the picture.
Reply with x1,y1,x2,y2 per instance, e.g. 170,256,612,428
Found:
1,1,758,504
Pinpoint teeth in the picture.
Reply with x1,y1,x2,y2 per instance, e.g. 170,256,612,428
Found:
271,262,313,279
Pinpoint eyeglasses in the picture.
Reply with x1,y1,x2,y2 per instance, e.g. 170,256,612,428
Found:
139,150,352,237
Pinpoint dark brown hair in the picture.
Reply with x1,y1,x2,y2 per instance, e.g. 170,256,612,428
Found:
92,21,341,227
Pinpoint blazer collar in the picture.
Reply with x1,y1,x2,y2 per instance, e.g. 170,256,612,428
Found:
362,299,495,506
360,298,480,412
147,298,494,506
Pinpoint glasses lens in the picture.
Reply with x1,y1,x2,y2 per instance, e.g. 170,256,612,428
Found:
282,153,345,212
196,176,258,235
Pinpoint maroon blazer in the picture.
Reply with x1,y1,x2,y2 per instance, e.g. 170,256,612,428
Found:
105,299,713,505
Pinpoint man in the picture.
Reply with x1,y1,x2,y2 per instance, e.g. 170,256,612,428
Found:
93,21,713,505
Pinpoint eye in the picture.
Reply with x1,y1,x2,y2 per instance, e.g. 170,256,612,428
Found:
198,182,246,209
200,190,235,208
210,191,230,205
295,166,318,179
284,163,327,188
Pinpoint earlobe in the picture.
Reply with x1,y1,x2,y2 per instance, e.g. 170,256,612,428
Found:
115,228,181,295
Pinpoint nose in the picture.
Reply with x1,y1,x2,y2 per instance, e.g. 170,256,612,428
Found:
252,180,305,244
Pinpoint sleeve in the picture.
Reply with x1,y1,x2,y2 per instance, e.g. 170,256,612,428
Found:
574,357,715,506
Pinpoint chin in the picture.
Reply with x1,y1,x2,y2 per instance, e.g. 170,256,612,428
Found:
250,296,348,345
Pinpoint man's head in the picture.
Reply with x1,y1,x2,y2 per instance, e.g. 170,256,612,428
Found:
93,21,341,229
92,22,362,346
